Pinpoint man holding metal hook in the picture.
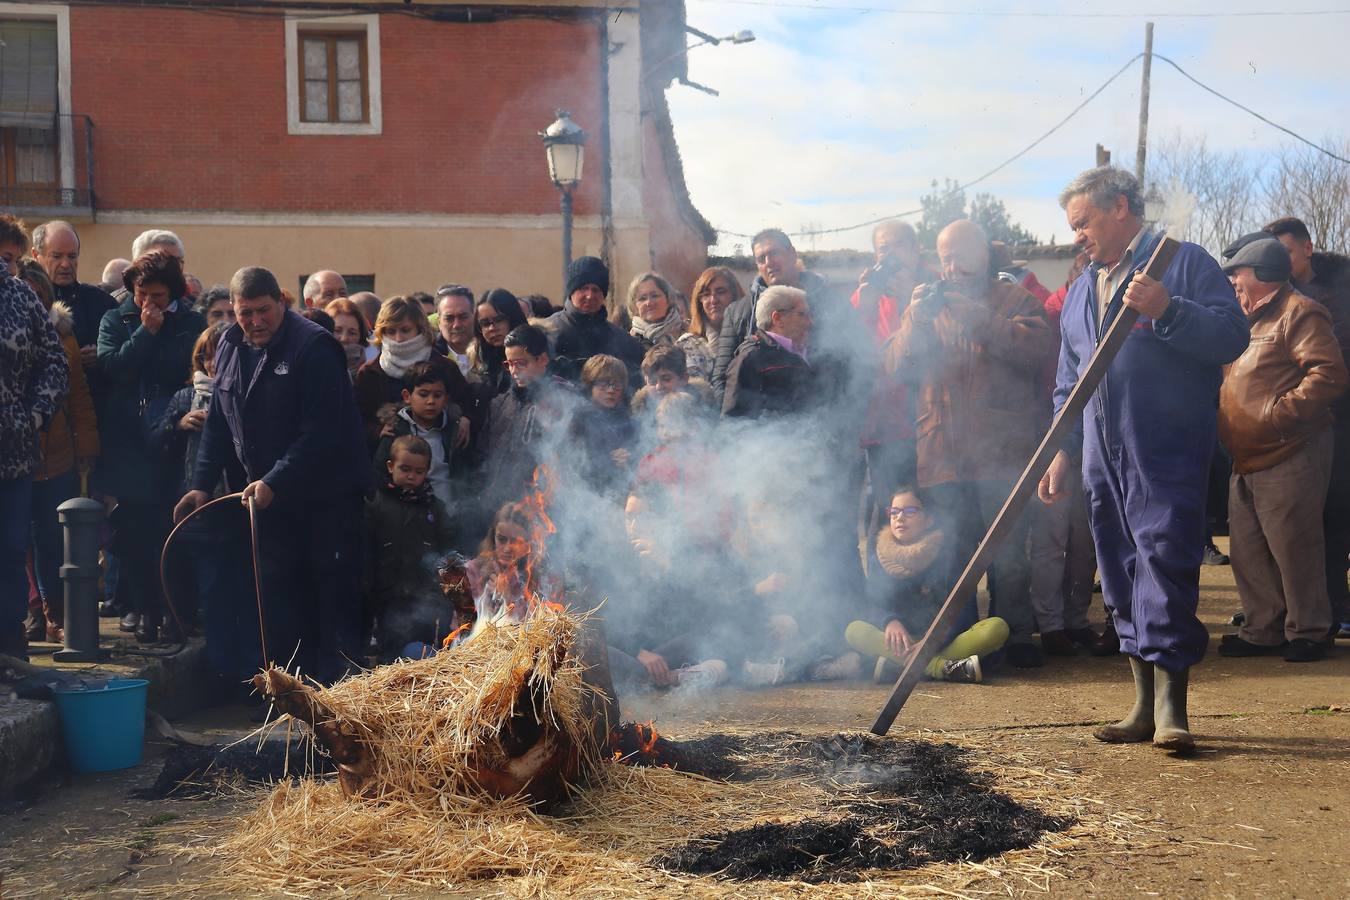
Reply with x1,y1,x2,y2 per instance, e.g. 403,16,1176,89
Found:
173,266,369,684
1040,167,1249,752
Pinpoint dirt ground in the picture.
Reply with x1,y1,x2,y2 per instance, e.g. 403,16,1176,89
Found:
2,543,1348,898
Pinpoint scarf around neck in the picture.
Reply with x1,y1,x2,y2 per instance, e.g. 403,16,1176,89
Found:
191,370,214,407
875,526,945,581
630,306,684,344
379,333,432,379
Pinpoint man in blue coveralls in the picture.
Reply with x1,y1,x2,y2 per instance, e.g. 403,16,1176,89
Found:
1038,167,1249,753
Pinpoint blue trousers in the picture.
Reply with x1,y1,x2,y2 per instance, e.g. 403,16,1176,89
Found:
1,476,34,651
1083,439,1209,671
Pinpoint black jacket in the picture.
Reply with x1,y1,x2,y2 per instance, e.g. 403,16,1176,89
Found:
568,403,637,495
721,332,815,419
192,310,369,509
547,301,646,387
710,270,835,401
1300,251,1350,429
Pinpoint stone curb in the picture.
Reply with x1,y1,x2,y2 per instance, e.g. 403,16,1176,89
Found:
0,639,209,800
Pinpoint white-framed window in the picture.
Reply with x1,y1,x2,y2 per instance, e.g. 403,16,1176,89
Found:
284,13,381,136
0,3,74,203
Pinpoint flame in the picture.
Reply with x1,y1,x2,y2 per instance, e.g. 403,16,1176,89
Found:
635,721,660,755
440,620,471,649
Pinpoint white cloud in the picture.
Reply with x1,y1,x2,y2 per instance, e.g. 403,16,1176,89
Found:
670,1,1350,252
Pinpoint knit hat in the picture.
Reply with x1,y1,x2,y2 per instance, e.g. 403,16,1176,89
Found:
1220,234,1292,284
565,256,609,300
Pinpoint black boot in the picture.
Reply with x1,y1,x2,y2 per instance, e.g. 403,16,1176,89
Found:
1093,656,1154,743
1153,664,1195,752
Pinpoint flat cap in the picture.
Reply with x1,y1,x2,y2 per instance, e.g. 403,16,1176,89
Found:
1220,234,1291,283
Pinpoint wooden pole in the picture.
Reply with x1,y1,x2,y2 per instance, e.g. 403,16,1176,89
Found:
869,236,1181,737
1136,22,1154,182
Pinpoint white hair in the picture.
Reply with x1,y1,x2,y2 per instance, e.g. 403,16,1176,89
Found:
755,285,807,331
303,269,347,301
32,220,78,254
131,229,184,260
101,258,132,286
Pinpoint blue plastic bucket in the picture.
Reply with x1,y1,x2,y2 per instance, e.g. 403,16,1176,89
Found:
52,678,149,772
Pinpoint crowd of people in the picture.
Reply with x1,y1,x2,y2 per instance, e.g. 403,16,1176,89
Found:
2,165,1347,742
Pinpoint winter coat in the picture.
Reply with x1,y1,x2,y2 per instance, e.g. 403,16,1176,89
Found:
568,402,637,495
95,298,205,501
354,353,474,449
863,524,960,637
887,279,1056,488
547,301,646,387
0,275,68,480
1054,231,1250,477
364,482,456,604
674,331,716,382
53,281,116,352
155,380,243,497
481,376,577,511
1297,251,1350,431
35,302,98,482
721,333,815,419
711,269,834,399
192,309,370,509
1218,284,1346,474
372,406,467,515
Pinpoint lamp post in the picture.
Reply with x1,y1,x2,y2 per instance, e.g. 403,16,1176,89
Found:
540,109,588,286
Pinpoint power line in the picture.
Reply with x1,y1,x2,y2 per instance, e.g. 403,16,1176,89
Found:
718,54,1143,240
690,0,1350,18
1153,54,1350,166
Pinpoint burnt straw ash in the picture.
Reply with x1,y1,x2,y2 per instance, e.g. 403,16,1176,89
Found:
637,731,1073,883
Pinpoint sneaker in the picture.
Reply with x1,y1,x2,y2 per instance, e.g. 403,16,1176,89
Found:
1335,623,1350,640
1039,631,1077,657
119,611,139,633
98,600,123,618
674,659,728,694
939,655,983,683
742,657,786,688
1203,542,1231,566
1006,641,1044,668
1228,611,1246,627
1283,638,1326,662
809,652,862,682
1218,634,1286,657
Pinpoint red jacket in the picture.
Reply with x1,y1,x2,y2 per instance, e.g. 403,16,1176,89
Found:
850,284,913,444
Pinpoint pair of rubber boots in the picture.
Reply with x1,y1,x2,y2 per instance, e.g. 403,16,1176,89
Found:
1093,656,1194,753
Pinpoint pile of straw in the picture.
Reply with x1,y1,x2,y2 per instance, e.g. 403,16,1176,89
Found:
283,606,602,800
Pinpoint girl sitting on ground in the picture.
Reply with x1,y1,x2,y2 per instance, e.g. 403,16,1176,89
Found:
465,501,563,629
846,486,1008,683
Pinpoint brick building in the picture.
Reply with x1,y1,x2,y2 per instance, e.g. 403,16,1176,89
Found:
0,0,715,303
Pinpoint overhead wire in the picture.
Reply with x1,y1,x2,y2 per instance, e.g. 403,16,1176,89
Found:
1152,54,1350,165
718,53,1144,239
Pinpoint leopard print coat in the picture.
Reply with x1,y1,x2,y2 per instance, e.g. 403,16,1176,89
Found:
1,274,68,479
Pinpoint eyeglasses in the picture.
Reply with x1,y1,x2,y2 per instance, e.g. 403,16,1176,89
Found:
478,315,507,329
593,381,624,392
886,506,923,519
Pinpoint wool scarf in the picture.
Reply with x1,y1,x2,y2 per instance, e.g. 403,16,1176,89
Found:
378,334,432,379
630,306,684,345
875,526,945,581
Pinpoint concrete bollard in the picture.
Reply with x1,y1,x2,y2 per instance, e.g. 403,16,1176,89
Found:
54,498,106,663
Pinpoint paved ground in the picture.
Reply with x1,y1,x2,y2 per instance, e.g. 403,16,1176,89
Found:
2,541,1348,898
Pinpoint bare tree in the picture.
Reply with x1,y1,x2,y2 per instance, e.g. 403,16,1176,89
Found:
1147,134,1264,255
1261,136,1350,252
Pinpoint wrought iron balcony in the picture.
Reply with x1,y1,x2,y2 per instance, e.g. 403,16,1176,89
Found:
1,114,96,220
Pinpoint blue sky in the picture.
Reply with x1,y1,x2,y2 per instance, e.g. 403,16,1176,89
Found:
669,1,1350,252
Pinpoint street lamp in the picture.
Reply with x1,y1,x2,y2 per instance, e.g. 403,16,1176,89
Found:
540,109,588,284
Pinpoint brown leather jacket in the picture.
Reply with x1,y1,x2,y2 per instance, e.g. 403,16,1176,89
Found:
885,279,1056,487
36,302,100,482
1218,284,1347,474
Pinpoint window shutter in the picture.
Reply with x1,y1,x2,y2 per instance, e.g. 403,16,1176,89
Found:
0,20,58,130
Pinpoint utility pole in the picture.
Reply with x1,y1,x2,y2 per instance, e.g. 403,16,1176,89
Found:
1136,21,1154,182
